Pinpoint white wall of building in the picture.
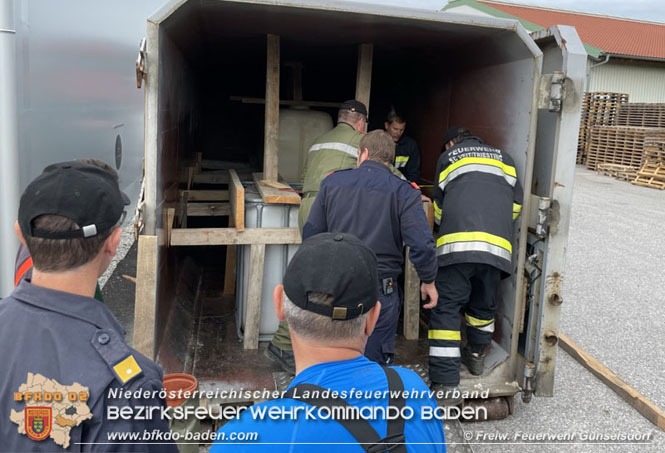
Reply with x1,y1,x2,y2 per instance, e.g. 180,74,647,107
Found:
588,59,665,102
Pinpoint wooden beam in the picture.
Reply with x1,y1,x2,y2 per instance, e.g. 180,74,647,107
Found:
229,169,245,231
187,202,231,217
230,96,341,108
252,172,300,205
133,235,158,358
170,227,301,246
559,332,665,431
223,217,237,296
181,190,229,201
164,208,175,246
403,201,435,339
264,34,280,181
355,43,373,110
403,246,420,340
244,243,266,349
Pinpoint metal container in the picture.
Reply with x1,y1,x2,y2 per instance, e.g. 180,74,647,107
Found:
235,185,299,341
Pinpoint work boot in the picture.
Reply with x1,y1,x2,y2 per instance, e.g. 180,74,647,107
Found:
431,383,463,406
265,343,295,374
462,344,486,376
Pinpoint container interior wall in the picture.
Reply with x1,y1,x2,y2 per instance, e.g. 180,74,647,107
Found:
151,1,537,374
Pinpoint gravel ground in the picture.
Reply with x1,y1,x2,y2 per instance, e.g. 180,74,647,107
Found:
468,166,665,452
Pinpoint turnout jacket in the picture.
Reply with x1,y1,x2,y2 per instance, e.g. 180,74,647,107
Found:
394,136,421,182
433,136,523,276
303,160,438,282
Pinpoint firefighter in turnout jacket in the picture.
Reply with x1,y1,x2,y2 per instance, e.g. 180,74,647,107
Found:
267,100,368,373
429,126,523,405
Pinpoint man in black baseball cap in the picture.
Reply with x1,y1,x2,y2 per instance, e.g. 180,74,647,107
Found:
211,233,445,451
0,161,176,451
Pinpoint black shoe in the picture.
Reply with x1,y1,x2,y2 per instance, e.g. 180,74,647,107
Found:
461,345,486,376
265,343,296,374
430,383,463,406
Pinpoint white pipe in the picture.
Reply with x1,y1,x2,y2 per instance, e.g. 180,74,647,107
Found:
0,0,19,297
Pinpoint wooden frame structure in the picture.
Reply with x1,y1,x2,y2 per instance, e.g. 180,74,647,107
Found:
135,32,428,356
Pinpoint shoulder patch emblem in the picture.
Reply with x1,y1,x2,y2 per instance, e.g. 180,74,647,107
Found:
25,407,52,441
113,355,143,385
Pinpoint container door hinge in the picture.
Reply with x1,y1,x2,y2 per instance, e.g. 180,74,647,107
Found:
538,71,566,112
136,38,147,89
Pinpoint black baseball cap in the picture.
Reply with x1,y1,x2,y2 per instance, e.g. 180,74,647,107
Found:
283,233,379,320
18,161,130,239
442,126,469,146
340,99,368,117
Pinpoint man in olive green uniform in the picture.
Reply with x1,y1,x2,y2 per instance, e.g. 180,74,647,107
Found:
267,100,368,373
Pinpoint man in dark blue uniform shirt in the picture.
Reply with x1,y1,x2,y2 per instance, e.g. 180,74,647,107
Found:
303,130,438,365
0,161,177,452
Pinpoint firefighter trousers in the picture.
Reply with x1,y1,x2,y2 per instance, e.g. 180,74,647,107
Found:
428,263,501,386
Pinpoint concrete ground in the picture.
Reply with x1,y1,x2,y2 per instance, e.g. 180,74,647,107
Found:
467,166,665,452
103,166,665,452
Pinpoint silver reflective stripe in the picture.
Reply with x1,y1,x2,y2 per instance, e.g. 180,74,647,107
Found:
309,142,358,157
395,161,407,168
439,164,517,191
467,322,495,333
437,241,511,262
429,346,461,358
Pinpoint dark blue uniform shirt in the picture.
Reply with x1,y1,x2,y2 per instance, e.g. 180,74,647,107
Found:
0,281,177,452
303,160,437,282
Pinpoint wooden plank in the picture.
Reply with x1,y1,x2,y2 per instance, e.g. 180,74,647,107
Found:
181,190,229,201
264,34,280,182
170,227,301,246
133,235,158,358
229,169,245,231
252,172,301,205
355,43,373,110
230,96,341,108
403,201,434,340
165,208,175,246
559,332,665,431
244,243,266,349
223,217,237,296
187,202,231,217
403,246,420,340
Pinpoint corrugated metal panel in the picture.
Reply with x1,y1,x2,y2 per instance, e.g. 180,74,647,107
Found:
589,61,665,102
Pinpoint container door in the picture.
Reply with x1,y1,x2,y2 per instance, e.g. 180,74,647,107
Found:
519,26,587,398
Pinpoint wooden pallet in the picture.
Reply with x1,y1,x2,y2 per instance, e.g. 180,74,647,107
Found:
577,92,629,164
585,126,647,170
596,163,638,181
631,158,665,190
618,103,665,129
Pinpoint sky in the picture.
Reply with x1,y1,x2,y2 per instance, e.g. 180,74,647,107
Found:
358,0,665,23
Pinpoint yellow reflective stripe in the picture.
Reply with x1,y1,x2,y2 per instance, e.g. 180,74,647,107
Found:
465,313,494,327
439,157,517,184
512,203,522,221
395,156,409,163
436,231,512,253
428,330,461,341
433,200,442,221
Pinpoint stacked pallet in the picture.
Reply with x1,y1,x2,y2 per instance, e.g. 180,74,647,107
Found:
618,103,665,129
596,163,638,182
586,126,648,170
632,131,665,190
577,92,629,164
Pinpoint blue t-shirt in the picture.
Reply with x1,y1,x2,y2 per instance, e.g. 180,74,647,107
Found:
210,356,445,452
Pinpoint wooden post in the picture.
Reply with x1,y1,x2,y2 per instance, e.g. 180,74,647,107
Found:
223,216,237,296
243,244,266,349
403,247,420,340
228,169,245,231
403,201,435,340
355,43,373,110
133,235,158,358
264,34,280,182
